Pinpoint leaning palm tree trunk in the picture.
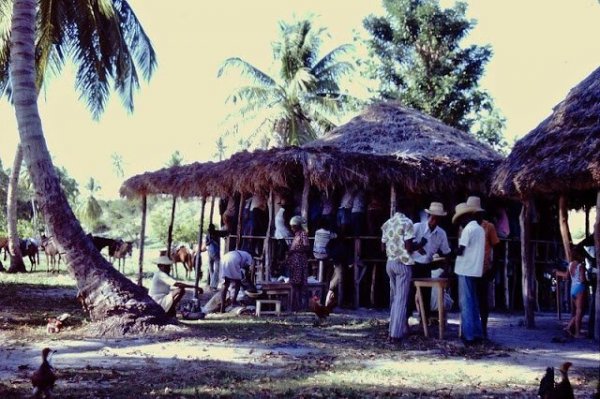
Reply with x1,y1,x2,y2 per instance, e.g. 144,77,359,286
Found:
7,144,26,273
9,0,167,334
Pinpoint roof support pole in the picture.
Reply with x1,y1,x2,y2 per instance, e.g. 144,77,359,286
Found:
559,195,572,262
209,197,215,226
585,204,590,238
263,189,274,282
390,185,397,217
194,197,206,299
594,191,600,341
236,193,244,250
167,196,177,257
137,194,147,287
301,175,310,222
520,199,535,328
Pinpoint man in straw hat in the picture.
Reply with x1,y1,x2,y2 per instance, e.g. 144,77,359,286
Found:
453,201,485,344
409,202,452,321
381,210,416,342
148,253,202,318
466,196,500,338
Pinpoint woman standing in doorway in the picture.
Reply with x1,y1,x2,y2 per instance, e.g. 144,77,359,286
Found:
288,216,310,311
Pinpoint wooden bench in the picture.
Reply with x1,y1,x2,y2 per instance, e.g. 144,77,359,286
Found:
413,278,450,339
255,299,282,316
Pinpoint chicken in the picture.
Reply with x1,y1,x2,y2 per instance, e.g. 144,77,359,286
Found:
553,362,574,399
538,367,554,398
309,295,335,320
538,362,574,399
31,347,56,398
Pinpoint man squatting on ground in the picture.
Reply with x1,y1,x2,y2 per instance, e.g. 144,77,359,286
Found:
219,250,254,313
148,255,201,318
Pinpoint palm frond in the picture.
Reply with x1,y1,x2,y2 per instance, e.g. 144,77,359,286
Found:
218,57,276,87
225,85,278,107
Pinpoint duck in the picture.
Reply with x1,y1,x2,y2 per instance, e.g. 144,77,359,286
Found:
31,347,56,398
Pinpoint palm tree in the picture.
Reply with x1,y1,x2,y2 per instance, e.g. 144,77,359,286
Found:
5,0,167,332
111,153,125,179
218,17,356,147
78,177,103,232
213,136,227,161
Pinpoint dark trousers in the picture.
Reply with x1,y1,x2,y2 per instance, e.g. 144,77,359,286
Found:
476,271,493,337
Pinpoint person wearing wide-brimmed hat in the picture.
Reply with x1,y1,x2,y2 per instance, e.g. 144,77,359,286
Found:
148,254,201,318
466,196,500,338
409,202,452,321
453,202,485,344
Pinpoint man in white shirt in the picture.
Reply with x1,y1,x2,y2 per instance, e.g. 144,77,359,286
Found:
219,250,254,313
148,255,200,318
453,202,485,344
410,202,451,319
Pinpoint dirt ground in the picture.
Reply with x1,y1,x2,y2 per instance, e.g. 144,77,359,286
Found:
0,279,598,398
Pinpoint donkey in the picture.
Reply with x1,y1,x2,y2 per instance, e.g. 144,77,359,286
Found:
40,235,62,273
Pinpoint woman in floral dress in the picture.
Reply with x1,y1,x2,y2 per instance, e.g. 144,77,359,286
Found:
287,216,310,311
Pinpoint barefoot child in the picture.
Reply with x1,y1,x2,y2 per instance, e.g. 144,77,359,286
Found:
555,247,588,338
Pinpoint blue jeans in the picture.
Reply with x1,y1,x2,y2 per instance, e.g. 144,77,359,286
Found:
458,275,483,341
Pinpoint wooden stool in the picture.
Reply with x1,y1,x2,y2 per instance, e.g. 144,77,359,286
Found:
413,278,449,339
255,299,282,316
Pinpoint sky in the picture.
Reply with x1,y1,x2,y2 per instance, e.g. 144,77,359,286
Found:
1,0,599,199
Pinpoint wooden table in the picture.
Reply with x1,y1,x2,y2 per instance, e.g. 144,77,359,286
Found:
257,282,326,310
413,278,450,339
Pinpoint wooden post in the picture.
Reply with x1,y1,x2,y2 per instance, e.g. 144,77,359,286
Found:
236,193,244,250
137,195,147,287
390,185,397,217
520,199,535,328
263,189,274,282
594,191,600,341
194,197,206,299
585,204,590,238
301,175,310,222
209,197,215,225
559,195,572,263
504,239,510,309
167,196,177,257
353,237,360,309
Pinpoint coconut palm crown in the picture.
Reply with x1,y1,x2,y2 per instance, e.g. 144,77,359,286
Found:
0,0,156,117
218,17,355,147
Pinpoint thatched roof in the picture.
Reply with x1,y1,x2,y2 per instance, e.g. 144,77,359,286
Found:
305,102,500,162
492,66,600,200
120,102,502,199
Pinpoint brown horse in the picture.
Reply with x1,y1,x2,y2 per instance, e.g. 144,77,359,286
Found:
171,245,194,279
0,237,9,261
20,239,40,271
110,240,133,273
40,235,62,273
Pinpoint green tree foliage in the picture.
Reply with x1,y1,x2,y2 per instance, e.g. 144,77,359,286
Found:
148,199,202,247
360,0,505,149
219,16,356,147
78,177,103,232
99,199,140,243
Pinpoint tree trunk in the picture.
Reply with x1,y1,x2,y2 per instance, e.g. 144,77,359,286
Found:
9,0,167,335
558,195,572,262
167,196,177,256
520,200,535,328
137,195,147,287
594,191,600,341
7,144,26,273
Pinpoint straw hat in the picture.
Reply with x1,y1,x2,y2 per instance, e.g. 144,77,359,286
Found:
289,215,307,231
465,196,485,212
452,202,476,224
424,202,447,216
155,255,173,265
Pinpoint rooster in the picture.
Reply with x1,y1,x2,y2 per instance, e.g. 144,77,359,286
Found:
31,347,56,398
309,295,335,321
538,362,574,399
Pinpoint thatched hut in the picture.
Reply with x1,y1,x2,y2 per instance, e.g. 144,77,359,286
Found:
492,66,600,338
121,101,503,307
